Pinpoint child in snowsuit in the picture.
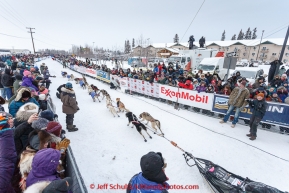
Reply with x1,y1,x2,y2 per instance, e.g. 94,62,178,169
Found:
246,93,267,140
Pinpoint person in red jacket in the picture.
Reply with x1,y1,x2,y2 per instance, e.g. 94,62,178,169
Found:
177,79,193,90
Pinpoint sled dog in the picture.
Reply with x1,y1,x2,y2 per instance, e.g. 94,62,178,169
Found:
116,98,129,112
139,112,164,135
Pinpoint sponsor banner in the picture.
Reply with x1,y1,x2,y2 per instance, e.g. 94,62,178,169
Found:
110,75,128,88
96,70,110,83
159,85,213,110
212,94,289,127
86,68,96,76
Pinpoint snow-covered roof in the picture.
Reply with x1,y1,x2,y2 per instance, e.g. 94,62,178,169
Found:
157,47,180,53
206,38,289,47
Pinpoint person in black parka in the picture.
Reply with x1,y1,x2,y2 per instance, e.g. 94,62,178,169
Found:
246,93,267,140
268,60,282,83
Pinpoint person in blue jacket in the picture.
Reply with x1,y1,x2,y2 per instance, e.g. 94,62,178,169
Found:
127,152,169,193
9,88,39,117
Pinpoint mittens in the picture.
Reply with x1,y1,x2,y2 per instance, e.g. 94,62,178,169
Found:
56,138,70,154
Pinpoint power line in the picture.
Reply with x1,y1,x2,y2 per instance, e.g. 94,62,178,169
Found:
2,0,30,26
34,38,66,49
180,0,206,42
0,1,27,27
0,13,26,32
0,32,30,39
246,24,289,46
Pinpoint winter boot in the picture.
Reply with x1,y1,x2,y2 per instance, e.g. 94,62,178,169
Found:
246,134,252,137
249,136,256,140
219,120,225,124
67,125,78,132
231,124,235,128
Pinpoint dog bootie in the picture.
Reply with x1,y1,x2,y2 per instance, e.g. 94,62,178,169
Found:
67,125,78,132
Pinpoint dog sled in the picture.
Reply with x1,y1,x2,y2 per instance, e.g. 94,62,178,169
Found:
183,153,287,193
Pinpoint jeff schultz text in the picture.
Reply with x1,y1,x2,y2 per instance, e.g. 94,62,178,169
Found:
94,183,199,190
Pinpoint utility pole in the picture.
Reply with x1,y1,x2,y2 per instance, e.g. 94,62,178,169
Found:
256,30,264,61
274,25,289,76
27,27,36,54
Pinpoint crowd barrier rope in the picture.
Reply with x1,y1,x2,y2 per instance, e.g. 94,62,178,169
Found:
56,59,289,129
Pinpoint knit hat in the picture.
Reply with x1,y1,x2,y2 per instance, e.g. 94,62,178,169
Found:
18,102,39,113
46,122,62,137
140,152,168,183
257,93,264,98
32,118,49,130
65,82,73,89
40,110,54,121
258,86,264,91
0,113,10,131
15,74,23,81
23,70,31,77
0,96,5,105
38,94,46,101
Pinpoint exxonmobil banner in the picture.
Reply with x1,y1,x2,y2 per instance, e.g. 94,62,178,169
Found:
159,85,214,110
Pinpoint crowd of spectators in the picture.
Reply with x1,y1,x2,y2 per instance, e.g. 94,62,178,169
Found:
0,54,72,192
57,56,289,105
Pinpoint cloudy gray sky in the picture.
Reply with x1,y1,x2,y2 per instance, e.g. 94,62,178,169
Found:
0,0,288,52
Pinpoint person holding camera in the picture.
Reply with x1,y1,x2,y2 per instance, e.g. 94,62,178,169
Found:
246,93,267,140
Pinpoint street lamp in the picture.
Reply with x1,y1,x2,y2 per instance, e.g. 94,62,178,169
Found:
146,38,150,66
92,42,95,54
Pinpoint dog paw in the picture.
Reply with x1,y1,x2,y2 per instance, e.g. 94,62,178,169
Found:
149,136,152,139
154,132,156,134
144,140,147,142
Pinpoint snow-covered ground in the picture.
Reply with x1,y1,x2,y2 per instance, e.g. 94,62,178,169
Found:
35,58,288,193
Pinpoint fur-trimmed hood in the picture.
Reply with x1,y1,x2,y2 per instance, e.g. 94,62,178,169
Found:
15,88,31,101
61,87,75,94
24,181,50,193
15,102,39,122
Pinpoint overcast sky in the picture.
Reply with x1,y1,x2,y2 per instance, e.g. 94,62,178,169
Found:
0,0,288,52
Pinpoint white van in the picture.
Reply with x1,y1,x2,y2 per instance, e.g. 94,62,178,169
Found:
194,57,227,80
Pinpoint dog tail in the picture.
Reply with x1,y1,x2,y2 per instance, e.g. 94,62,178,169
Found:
155,120,161,129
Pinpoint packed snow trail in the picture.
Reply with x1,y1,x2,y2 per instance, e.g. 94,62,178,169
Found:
37,58,289,192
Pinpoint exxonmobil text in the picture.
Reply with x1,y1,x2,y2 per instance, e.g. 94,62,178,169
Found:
161,87,208,103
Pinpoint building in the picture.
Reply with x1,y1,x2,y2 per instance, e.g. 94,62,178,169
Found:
205,38,289,63
131,42,189,58
131,38,289,63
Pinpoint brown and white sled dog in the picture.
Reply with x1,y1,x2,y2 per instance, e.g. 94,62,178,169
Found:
107,99,119,117
100,89,110,100
116,98,129,113
139,112,164,136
